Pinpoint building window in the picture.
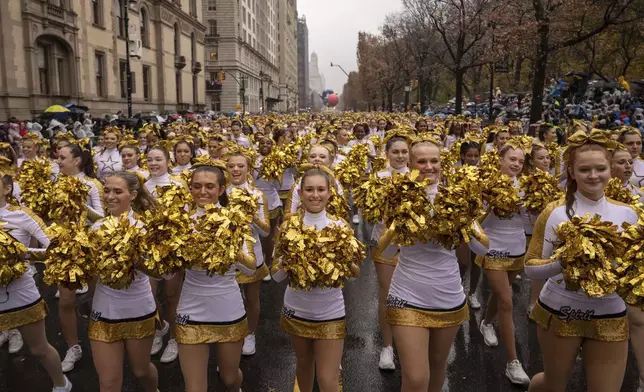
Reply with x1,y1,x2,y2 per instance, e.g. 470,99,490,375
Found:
95,51,106,97
140,8,149,47
115,0,125,38
119,60,127,98
208,0,216,10
143,65,151,101
92,0,102,26
190,0,197,16
176,72,182,103
56,58,66,95
36,45,49,94
174,24,180,56
208,20,217,36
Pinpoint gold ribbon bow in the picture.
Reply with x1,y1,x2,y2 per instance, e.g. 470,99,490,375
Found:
410,133,441,147
505,135,534,155
383,129,413,147
118,139,140,150
563,129,616,160
619,126,641,137
192,156,229,185
0,156,14,178
0,142,11,151
22,133,42,144
297,163,336,179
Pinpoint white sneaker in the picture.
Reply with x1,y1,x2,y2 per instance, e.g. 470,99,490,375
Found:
0,330,8,347
61,344,82,373
242,334,256,356
55,289,60,299
479,321,498,347
515,274,522,280
262,274,272,282
76,285,88,295
8,329,23,354
52,375,72,392
352,214,359,224
469,295,481,309
160,338,178,363
505,359,530,385
151,320,169,355
378,346,395,370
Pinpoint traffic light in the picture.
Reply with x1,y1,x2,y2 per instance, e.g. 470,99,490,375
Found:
216,71,226,82
411,80,418,90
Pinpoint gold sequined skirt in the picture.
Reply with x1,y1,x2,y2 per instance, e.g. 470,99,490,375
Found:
387,301,469,329
176,316,248,344
475,254,525,271
280,315,346,340
88,310,156,343
279,190,290,200
0,298,47,331
268,206,283,220
530,300,628,342
237,262,270,284
372,247,398,266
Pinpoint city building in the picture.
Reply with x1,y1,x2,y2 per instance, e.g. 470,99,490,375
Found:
203,0,283,113
0,0,207,120
277,0,298,112
296,15,309,109
309,52,324,94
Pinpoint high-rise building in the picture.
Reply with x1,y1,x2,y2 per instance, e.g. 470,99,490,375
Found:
0,0,207,120
309,52,324,94
277,0,298,112
297,15,309,109
203,0,281,113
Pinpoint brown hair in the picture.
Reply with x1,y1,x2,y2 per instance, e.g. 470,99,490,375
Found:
564,144,610,219
108,171,158,213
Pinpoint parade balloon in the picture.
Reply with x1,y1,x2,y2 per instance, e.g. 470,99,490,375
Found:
327,94,339,107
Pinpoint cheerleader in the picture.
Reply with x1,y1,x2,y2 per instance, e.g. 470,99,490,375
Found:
475,143,530,385
94,129,123,181
208,135,223,159
272,168,357,392
347,123,376,156
138,131,148,152
172,139,194,175
273,128,296,207
55,143,105,372
619,128,644,187
17,134,40,168
89,172,158,392
0,164,72,391
231,120,251,147
415,119,429,133
143,146,185,363
444,122,463,149
177,163,255,392
119,142,149,181
226,152,270,356
378,138,488,392
254,136,283,279
370,135,409,370
285,145,344,216
537,124,557,146
526,130,634,392
0,143,22,203
334,129,351,157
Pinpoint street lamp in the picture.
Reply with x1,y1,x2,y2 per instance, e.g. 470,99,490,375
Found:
330,62,349,77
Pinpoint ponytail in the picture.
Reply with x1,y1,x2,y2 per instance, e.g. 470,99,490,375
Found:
565,178,577,220
66,143,96,178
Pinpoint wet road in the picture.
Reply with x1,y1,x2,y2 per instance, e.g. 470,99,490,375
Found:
1,251,642,391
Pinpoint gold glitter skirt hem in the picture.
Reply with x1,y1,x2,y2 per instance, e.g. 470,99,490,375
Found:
88,312,156,343
237,263,270,284
279,190,290,200
475,255,524,271
268,207,283,220
0,299,47,331
530,301,628,342
372,247,398,266
176,317,248,344
387,302,469,329
280,315,346,339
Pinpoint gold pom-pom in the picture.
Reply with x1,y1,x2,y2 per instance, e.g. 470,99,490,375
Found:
552,214,625,297
274,213,365,290
43,223,97,290
605,178,641,208
383,170,433,246
519,169,564,215
371,155,387,173
0,222,29,286
17,158,54,218
327,184,349,218
228,187,260,218
478,150,500,182
49,175,90,223
432,166,483,249
353,175,390,224
334,143,370,188
93,215,144,290
482,172,521,220
617,214,644,309
258,144,298,185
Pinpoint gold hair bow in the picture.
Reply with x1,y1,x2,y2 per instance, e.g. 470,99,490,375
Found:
505,135,534,155
118,139,140,150
383,129,413,146
297,163,336,179
410,133,441,147
563,129,616,160
22,133,42,144
619,126,641,137
0,142,11,150
192,156,230,185
0,156,14,178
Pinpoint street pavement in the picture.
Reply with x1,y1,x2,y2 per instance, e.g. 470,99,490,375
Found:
0,252,642,391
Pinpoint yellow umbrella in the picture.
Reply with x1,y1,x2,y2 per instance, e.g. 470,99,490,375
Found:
44,105,70,113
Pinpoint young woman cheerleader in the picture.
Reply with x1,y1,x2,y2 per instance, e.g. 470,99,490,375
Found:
94,128,122,181
119,142,149,180
172,139,194,175
0,164,72,391
476,142,531,385
444,122,463,149
370,135,409,370
272,168,360,392
273,128,296,207
143,146,186,363
89,172,158,392
0,144,22,203
17,134,41,168
56,143,105,372
253,136,282,279
226,152,270,356
379,137,489,392
526,130,635,392
176,163,256,392
619,128,644,187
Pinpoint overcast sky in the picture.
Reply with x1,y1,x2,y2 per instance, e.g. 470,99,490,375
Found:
298,0,403,94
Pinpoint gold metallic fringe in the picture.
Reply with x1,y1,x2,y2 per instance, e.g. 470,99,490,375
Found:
280,315,346,339
387,303,468,329
175,318,248,344
88,313,156,343
0,299,47,331
475,254,524,271
530,301,628,342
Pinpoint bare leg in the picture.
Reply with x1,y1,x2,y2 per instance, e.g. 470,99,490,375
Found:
19,320,67,387
125,337,158,392
313,339,344,392
483,270,519,360
391,325,430,392
90,340,125,392
374,262,395,347
290,335,315,392
215,341,244,391
242,282,261,334
178,343,210,392
58,287,78,347
427,326,460,392
583,338,628,392
527,325,581,392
